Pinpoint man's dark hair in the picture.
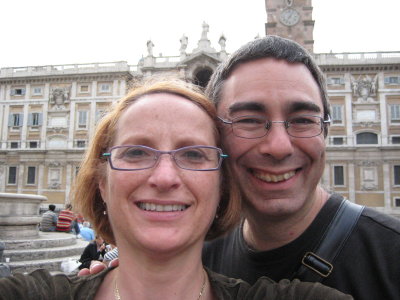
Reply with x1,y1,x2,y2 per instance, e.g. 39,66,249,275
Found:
205,35,330,136
48,204,56,211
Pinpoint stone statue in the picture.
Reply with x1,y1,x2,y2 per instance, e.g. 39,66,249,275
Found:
201,22,209,40
218,35,226,51
180,35,188,54
147,40,154,56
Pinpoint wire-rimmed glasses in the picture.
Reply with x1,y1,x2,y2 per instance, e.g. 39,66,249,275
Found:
102,145,227,171
218,115,331,139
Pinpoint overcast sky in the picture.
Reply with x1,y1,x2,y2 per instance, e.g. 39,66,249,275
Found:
1,0,399,68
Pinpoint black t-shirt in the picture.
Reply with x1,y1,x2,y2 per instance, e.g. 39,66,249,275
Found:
203,193,400,300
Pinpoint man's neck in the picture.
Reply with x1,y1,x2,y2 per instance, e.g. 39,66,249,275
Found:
242,187,329,251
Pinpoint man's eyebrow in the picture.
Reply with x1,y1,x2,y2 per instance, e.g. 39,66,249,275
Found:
228,102,266,114
288,101,321,114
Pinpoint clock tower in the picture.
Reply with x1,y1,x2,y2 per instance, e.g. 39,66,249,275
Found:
265,0,315,53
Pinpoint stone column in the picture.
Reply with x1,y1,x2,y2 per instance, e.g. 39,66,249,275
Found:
0,193,46,239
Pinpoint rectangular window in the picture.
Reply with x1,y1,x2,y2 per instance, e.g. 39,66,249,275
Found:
332,137,344,145
10,142,19,149
8,113,23,127
33,87,42,95
390,104,400,123
384,76,400,85
78,111,88,129
395,198,400,207
10,88,26,96
395,165,400,185
29,141,38,148
331,105,343,124
328,77,344,85
100,84,110,92
334,166,344,186
27,166,36,185
28,112,42,126
80,85,89,93
76,140,86,148
8,166,17,185
392,136,400,144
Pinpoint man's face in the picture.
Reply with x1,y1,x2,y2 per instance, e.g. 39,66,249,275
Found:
218,58,326,219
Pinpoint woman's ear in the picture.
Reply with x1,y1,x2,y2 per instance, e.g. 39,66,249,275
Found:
98,177,107,203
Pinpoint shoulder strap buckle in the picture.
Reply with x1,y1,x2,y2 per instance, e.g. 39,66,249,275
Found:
301,252,333,278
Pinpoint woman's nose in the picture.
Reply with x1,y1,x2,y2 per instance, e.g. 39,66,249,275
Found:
147,155,182,191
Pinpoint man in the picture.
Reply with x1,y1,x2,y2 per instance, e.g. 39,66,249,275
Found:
56,203,80,235
80,36,400,299
39,204,57,232
202,36,400,300
79,221,95,241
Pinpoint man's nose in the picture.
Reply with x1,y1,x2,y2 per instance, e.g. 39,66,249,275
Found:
256,122,294,160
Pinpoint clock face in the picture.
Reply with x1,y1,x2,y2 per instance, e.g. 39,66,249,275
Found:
280,8,300,26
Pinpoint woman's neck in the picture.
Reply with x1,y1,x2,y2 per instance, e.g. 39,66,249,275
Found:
96,245,213,300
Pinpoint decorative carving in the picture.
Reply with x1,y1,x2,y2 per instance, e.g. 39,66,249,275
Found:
359,121,374,128
361,182,377,191
48,181,61,189
49,87,70,109
351,75,377,102
358,160,377,167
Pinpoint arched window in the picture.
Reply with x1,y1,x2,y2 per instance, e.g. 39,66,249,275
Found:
356,132,378,144
193,68,213,88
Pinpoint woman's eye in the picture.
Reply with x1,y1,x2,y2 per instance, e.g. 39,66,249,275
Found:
181,150,206,161
124,148,148,158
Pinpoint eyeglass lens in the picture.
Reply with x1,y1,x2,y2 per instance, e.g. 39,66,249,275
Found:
109,146,221,171
230,115,324,138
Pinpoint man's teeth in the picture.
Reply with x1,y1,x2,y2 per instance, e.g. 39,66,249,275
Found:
138,203,188,212
254,170,296,183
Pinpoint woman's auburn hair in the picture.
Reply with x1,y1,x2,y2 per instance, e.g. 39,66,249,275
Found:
72,77,241,245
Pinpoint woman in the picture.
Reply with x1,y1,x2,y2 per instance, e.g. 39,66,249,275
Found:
0,78,352,299
78,235,107,270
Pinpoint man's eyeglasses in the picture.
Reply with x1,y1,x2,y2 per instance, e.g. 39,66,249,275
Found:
102,145,228,171
218,115,331,139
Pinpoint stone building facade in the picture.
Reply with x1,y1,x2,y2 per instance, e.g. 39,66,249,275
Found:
0,24,227,208
1,3,400,216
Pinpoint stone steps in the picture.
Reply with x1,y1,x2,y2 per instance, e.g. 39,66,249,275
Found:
8,255,82,274
2,231,89,274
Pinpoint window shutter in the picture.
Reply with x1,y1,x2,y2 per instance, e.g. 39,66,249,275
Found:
18,113,24,126
28,113,33,126
8,114,13,126
38,113,43,126
384,77,389,84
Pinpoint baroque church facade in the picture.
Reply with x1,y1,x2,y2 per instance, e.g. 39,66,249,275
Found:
0,0,400,216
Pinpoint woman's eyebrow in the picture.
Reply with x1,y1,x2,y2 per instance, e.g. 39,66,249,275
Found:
228,101,266,114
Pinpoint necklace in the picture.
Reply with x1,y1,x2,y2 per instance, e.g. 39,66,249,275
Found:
114,269,207,300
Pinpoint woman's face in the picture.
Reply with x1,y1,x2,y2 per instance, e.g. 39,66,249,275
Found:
99,93,221,257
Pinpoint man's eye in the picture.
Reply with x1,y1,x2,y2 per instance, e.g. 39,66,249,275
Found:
234,117,264,125
290,117,316,125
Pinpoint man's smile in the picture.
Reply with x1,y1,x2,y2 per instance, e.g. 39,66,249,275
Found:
251,169,296,183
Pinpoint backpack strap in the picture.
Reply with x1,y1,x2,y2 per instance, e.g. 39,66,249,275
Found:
294,198,364,282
